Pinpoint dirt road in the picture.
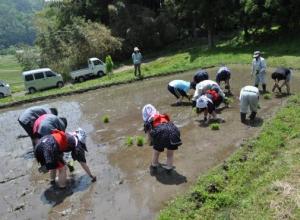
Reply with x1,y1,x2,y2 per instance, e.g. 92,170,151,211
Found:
0,64,298,220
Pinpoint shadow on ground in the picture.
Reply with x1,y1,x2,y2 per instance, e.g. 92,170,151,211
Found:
150,166,187,185
42,175,92,206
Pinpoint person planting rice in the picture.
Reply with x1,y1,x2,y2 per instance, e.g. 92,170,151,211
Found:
216,65,231,94
239,85,260,123
33,114,75,172
167,80,193,105
192,69,209,87
142,104,182,172
18,106,58,146
192,79,227,107
251,51,267,93
33,114,67,139
196,94,223,123
34,128,96,189
271,67,292,95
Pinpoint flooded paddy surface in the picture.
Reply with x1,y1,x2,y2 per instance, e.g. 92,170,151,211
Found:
0,64,299,220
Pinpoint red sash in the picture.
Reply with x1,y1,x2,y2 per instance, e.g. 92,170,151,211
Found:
152,114,170,127
51,130,69,152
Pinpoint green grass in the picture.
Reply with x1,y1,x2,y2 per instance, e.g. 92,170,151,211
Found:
136,136,145,147
263,93,272,100
102,115,110,123
209,123,220,130
1,35,300,106
159,95,300,220
125,136,134,147
0,55,24,92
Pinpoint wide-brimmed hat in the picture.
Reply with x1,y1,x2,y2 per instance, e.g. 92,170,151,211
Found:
142,104,158,122
253,51,261,58
134,47,139,51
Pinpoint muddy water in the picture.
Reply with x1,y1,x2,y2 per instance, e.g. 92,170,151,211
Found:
0,65,299,220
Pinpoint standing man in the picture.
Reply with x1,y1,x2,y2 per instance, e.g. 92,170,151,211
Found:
271,67,292,95
239,85,260,123
132,47,142,77
251,51,267,93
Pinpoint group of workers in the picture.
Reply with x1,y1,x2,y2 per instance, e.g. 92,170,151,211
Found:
144,51,292,171
18,106,96,189
17,50,293,190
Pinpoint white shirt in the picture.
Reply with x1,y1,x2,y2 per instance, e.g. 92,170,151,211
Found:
252,57,266,75
193,80,220,100
240,86,259,100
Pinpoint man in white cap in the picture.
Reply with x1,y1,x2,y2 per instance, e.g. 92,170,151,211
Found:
251,51,267,93
34,128,96,189
239,85,260,123
132,47,142,77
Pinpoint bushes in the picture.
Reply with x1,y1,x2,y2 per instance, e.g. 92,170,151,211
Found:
105,55,114,78
35,16,122,79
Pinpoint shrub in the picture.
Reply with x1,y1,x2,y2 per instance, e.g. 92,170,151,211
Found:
136,136,145,146
210,123,220,130
105,55,114,78
102,115,110,123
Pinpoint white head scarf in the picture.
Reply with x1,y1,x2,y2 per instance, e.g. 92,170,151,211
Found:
196,95,212,109
142,104,158,122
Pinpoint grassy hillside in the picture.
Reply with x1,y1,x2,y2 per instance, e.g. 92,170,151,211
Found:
159,95,300,219
0,55,23,92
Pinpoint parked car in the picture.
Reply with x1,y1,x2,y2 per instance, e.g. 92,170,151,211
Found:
0,80,11,98
70,58,106,83
22,68,64,94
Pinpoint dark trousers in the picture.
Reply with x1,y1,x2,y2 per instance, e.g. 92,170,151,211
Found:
134,63,141,76
167,85,188,99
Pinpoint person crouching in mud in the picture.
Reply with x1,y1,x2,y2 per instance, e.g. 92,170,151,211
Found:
34,128,96,189
196,93,224,123
142,104,182,172
167,80,194,105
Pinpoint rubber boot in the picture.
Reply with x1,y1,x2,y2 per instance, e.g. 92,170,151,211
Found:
249,111,257,120
262,84,267,93
240,112,247,123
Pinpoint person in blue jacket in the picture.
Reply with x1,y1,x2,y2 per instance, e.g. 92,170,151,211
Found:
168,80,193,105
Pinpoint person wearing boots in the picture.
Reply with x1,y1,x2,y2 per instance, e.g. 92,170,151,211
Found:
271,67,292,95
239,85,260,123
132,47,142,77
251,51,267,93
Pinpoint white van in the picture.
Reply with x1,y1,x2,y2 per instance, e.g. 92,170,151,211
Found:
0,80,11,98
22,68,64,94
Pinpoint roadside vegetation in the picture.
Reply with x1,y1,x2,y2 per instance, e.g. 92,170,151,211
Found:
159,95,300,219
